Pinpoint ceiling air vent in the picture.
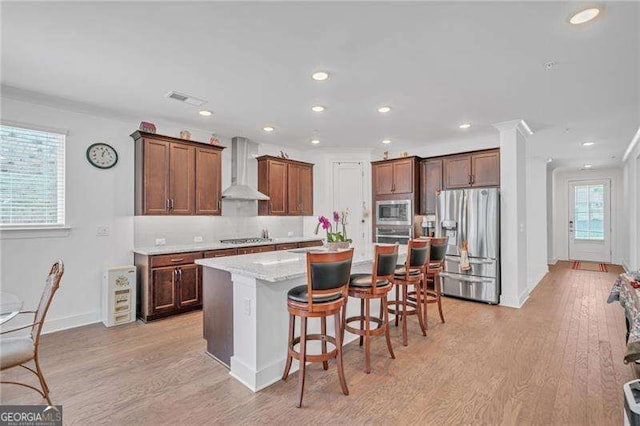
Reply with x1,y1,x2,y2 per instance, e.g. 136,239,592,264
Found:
164,91,207,106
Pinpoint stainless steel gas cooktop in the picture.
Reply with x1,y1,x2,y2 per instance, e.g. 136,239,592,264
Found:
220,237,273,245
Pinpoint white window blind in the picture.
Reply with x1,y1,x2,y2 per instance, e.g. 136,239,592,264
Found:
0,124,66,227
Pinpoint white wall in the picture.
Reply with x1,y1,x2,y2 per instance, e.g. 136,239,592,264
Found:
622,134,640,271
549,167,625,264
526,158,549,292
0,96,312,333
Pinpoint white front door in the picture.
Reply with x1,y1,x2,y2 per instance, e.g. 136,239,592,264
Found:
332,162,367,248
568,179,611,262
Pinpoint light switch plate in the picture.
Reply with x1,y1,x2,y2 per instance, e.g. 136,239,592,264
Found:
194,236,204,243
287,231,294,237
155,238,166,246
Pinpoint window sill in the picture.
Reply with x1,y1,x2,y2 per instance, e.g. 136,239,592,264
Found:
0,226,72,240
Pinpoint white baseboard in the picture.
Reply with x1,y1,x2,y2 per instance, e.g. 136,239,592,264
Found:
548,257,559,265
500,287,531,309
622,260,631,273
42,311,101,335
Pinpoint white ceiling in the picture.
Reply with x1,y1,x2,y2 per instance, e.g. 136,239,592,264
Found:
1,1,638,168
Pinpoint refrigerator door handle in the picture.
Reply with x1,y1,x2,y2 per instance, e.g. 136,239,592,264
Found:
440,272,495,284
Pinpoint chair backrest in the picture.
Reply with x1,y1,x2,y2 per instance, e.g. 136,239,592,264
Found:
306,249,354,310
429,237,448,263
372,244,399,290
32,260,64,345
407,239,431,270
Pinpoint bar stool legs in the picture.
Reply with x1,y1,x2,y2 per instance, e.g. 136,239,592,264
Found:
282,310,349,407
334,311,349,396
390,280,427,346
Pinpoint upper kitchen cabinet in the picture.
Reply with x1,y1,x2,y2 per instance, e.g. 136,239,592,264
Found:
419,158,443,215
257,155,314,216
372,157,418,196
443,149,500,189
131,131,225,216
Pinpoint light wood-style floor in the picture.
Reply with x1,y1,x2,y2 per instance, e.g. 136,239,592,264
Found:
0,262,634,425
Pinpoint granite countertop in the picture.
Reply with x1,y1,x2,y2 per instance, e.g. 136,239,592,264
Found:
195,243,408,282
133,236,324,256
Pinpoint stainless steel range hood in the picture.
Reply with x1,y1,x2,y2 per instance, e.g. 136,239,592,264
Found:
222,137,270,201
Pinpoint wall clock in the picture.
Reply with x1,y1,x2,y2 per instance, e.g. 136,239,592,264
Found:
86,143,118,169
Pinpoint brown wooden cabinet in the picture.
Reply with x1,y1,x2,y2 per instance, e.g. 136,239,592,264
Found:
257,156,314,216
132,131,225,216
420,159,443,215
443,149,500,189
195,148,222,215
135,251,204,322
372,157,417,196
237,245,276,255
177,264,201,309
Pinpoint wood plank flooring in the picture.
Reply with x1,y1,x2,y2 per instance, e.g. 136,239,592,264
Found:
0,262,634,424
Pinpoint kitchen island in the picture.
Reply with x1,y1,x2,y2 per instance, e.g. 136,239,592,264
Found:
195,243,406,392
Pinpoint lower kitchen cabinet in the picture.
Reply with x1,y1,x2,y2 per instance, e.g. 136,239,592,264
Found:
135,251,206,322
237,245,276,255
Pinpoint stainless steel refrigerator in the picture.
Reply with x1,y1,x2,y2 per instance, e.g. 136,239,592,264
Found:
435,188,500,304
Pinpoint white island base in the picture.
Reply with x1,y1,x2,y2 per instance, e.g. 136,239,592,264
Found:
230,263,376,392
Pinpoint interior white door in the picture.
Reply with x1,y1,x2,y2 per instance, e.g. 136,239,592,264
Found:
568,179,611,262
332,162,367,248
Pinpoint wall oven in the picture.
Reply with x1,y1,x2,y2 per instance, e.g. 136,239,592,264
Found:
376,227,412,244
376,199,412,226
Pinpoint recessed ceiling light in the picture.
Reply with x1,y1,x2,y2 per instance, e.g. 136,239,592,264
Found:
312,71,329,81
569,8,600,25
263,126,275,132
382,139,391,145
582,141,595,146
199,110,212,116
377,106,392,113
459,123,471,129
311,105,325,112
583,164,593,169
547,158,553,163
311,139,320,145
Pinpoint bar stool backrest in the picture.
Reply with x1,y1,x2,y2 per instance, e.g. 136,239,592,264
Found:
429,237,448,264
373,244,399,290
407,239,431,271
306,249,354,311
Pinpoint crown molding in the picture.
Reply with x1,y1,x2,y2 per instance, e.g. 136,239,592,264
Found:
622,125,640,163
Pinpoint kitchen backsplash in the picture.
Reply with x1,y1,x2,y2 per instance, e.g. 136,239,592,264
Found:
134,215,305,247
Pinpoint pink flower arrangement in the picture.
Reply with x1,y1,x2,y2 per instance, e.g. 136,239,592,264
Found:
315,209,352,243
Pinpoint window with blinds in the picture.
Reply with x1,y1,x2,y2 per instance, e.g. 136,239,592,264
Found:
0,124,66,227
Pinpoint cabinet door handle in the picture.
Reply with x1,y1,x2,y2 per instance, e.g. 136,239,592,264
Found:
469,175,473,185
170,258,184,263
178,268,182,281
471,174,475,185
170,198,174,209
166,198,170,211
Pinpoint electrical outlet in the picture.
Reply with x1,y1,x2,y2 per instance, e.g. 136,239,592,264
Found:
194,236,203,243
244,298,251,316
155,238,166,246
96,226,110,236
287,231,294,237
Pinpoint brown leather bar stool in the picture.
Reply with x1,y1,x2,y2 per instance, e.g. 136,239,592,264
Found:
343,244,398,374
411,237,448,328
387,239,430,346
282,249,354,408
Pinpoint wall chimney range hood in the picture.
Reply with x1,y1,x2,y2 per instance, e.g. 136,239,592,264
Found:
222,137,270,201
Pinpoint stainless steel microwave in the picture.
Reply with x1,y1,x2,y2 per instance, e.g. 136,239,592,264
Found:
376,199,412,226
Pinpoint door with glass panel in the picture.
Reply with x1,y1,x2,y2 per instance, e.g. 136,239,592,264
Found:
568,180,611,262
